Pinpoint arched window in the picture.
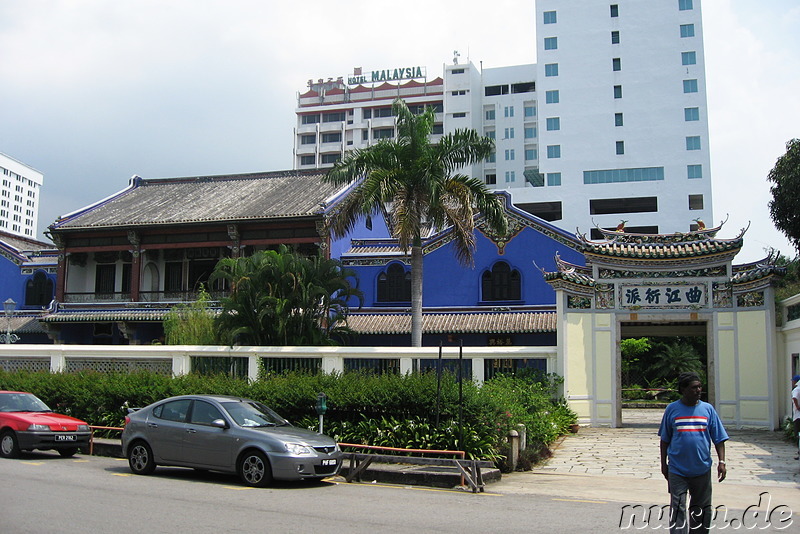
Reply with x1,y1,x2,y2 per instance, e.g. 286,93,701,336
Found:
377,263,411,303
481,262,521,301
25,271,54,307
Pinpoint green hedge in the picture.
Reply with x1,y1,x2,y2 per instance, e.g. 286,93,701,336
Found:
0,369,575,462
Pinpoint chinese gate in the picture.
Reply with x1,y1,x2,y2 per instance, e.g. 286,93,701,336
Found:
545,224,785,428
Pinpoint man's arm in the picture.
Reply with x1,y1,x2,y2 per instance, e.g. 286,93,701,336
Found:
660,440,669,480
715,441,727,482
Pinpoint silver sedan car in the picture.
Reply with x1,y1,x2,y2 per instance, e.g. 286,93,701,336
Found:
121,394,342,487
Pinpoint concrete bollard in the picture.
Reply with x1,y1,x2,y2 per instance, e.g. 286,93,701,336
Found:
508,429,520,471
517,423,527,451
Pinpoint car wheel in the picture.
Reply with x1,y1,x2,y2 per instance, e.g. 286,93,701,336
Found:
0,430,21,459
58,447,79,458
128,441,156,475
238,450,273,488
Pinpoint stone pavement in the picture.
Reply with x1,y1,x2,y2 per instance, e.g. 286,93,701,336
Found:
535,409,799,487
492,408,799,512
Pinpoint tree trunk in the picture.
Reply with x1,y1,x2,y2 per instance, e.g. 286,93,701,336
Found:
410,245,423,347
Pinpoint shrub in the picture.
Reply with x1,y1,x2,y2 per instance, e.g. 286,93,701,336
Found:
0,368,576,462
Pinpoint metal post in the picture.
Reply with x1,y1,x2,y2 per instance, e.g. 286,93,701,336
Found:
458,340,463,448
435,342,442,428
3,298,16,345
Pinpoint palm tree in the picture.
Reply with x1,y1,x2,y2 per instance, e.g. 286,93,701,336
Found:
323,98,508,346
209,246,362,346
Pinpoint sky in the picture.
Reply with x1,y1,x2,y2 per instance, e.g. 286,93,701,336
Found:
1,0,798,263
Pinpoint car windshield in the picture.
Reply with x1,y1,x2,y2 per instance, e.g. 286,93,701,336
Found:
0,393,52,413
221,401,290,428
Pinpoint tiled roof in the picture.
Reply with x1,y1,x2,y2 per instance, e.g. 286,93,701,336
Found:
543,271,595,286
344,311,556,334
41,308,173,322
7,316,47,334
40,307,556,335
581,238,742,259
52,170,345,230
731,266,786,284
0,231,54,252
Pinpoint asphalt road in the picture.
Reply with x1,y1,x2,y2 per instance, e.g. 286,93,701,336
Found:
0,451,632,533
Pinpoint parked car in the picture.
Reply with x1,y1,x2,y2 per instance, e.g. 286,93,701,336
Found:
121,394,342,487
0,390,92,458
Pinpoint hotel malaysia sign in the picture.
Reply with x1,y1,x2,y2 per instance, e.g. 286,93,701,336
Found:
347,66,426,85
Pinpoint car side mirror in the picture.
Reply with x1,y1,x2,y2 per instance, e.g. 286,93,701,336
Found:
211,419,229,429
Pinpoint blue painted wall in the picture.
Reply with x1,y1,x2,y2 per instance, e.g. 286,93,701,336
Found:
343,214,585,309
0,254,26,307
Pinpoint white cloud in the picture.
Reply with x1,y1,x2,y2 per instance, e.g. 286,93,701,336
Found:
0,0,796,262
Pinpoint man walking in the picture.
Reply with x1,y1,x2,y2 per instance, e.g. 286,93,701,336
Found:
659,372,728,533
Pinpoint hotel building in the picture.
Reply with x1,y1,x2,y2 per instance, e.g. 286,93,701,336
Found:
0,152,43,238
294,0,712,236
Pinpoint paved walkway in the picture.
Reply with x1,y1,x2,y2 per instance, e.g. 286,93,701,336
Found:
536,409,799,487
492,409,799,512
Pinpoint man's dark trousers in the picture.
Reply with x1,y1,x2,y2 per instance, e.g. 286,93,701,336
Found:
668,470,712,533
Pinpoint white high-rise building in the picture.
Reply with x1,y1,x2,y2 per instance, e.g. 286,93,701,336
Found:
294,0,713,236
0,153,43,238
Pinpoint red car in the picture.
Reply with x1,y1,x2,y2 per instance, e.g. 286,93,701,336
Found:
0,391,92,458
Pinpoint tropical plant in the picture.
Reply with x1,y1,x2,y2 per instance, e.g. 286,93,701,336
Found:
209,246,363,346
323,97,508,346
620,337,650,380
648,340,705,383
163,285,218,345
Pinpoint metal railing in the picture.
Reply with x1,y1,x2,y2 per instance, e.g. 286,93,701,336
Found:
339,442,488,492
88,425,124,456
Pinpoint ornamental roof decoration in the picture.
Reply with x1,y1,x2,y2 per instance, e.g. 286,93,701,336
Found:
576,217,747,263
538,252,595,288
542,220,785,305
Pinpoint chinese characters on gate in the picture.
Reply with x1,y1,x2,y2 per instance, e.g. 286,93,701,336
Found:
622,284,705,309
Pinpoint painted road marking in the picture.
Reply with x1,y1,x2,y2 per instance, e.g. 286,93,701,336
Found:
553,498,608,504
113,473,132,477
21,461,44,466
223,486,255,491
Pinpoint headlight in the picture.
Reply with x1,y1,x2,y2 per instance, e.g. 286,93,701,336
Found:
77,424,90,432
28,424,51,431
284,443,315,457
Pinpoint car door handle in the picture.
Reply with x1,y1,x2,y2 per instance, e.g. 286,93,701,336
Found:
186,428,197,433
147,423,158,428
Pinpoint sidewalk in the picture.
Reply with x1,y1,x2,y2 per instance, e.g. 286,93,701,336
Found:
492,409,799,510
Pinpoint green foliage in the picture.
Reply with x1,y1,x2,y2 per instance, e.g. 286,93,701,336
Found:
621,336,706,389
781,416,797,443
323,97,507,346
209,246,363,346
480,373,576,449
621,337,651,377
310,416,501,461
163,285,218,345
774,254,800,303
649,341,705,383
0,368,576,462
768,138,800,254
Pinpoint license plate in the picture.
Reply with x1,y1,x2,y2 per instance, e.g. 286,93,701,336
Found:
321,459,337,466
55,434,77,442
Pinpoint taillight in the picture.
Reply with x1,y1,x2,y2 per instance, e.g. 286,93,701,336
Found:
124,416,130,426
